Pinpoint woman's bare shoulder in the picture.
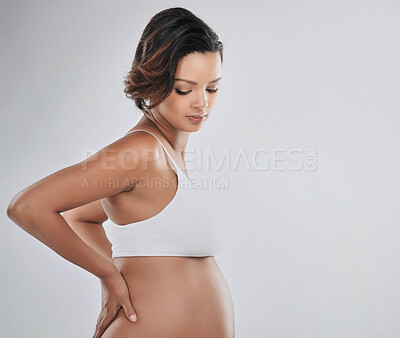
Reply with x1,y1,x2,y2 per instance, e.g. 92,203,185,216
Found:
8,130,166,218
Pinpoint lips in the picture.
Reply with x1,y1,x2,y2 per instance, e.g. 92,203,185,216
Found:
187,114,206,123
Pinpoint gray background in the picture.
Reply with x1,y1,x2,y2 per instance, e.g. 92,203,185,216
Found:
1,0,400,337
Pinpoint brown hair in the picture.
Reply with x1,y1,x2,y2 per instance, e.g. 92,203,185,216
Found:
123,7,224,117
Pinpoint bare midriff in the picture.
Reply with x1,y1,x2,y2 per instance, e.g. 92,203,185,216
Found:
101,256,235,338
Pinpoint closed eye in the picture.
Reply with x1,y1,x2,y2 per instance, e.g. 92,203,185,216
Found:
175,88,219,95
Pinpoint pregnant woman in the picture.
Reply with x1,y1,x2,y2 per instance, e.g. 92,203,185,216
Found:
7,7,235,338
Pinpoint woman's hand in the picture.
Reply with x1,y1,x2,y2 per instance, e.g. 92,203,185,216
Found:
93,269,138,338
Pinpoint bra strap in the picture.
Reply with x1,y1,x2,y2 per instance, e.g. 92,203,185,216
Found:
125,129,181,176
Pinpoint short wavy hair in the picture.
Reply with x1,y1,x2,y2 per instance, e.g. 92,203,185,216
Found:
123,7,224,116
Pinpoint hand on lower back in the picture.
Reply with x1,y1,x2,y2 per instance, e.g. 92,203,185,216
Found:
93,269,138,338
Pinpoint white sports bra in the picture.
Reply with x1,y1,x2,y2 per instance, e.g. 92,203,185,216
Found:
102,129,224,258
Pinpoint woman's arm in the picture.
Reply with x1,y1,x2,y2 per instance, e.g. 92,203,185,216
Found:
62,200,113,264
6,133,155,279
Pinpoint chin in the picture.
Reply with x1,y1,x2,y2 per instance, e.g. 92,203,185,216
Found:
184,125,203,133
180,122,205,133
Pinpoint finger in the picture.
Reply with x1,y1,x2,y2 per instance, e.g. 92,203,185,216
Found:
94,311,115,338
93,313,105,338
122,299,138,322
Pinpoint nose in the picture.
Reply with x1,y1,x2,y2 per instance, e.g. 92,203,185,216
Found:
193,89,209,109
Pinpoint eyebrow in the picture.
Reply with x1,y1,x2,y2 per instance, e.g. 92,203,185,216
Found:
174,77,222,85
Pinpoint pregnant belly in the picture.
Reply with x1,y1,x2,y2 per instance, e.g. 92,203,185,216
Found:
101,256,235,338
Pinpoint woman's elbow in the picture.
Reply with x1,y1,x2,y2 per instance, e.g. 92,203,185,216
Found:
7,195,35,223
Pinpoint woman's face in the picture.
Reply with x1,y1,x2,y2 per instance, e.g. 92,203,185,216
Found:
152,52,222,132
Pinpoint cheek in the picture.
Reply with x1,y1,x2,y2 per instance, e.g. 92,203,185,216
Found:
159,96,188,119
168,96,189,112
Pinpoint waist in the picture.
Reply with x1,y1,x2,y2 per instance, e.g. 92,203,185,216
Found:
113,256,227,301
114,255,217,278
